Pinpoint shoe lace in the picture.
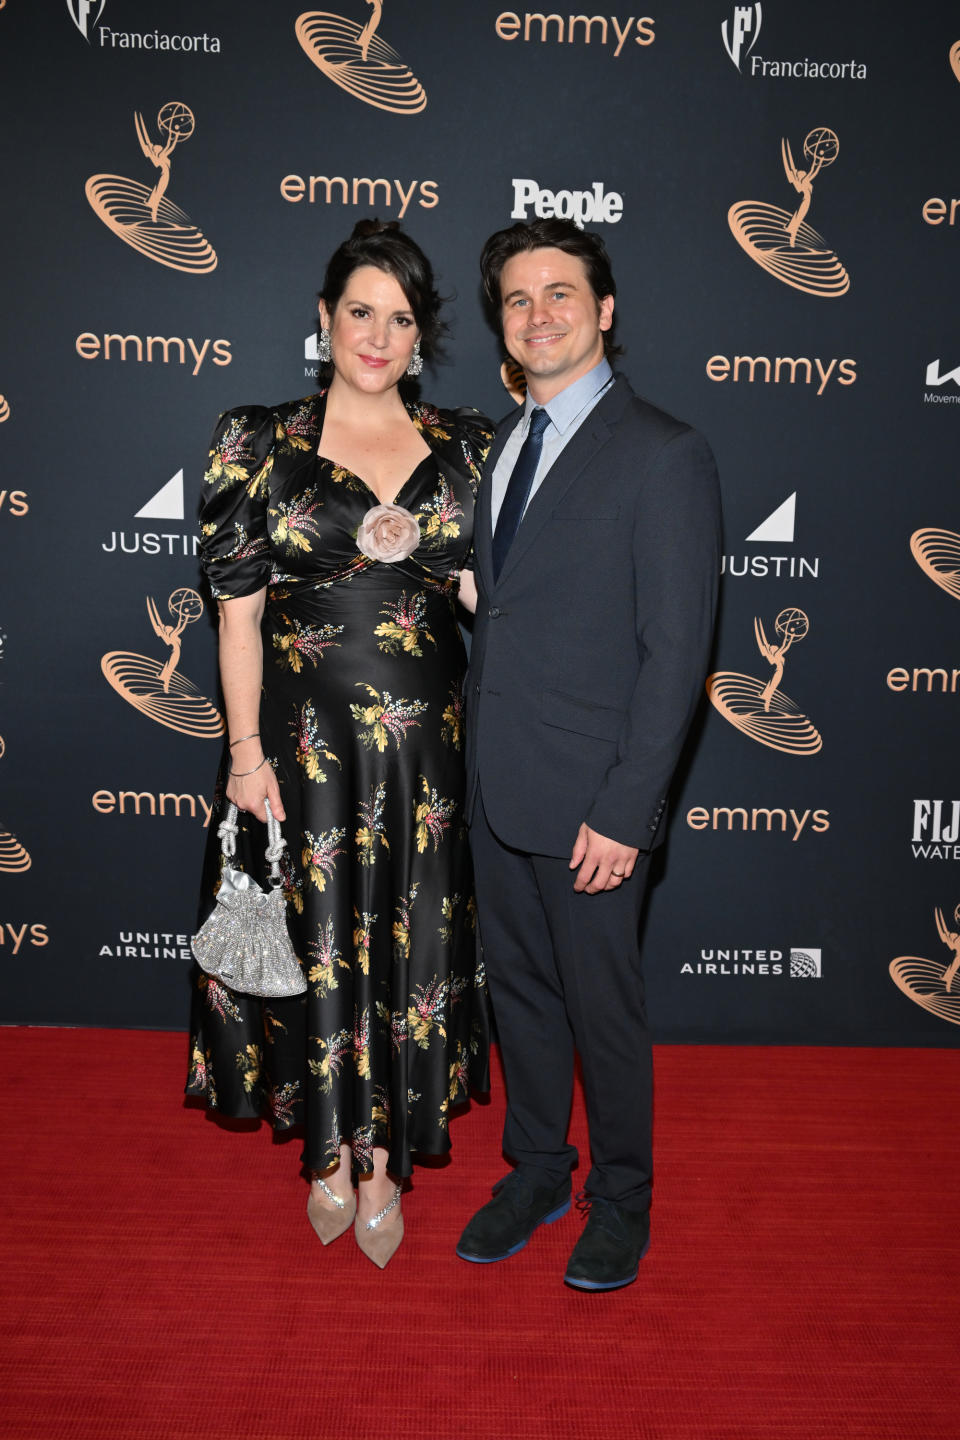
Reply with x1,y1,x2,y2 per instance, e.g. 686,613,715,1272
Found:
575,1189,625,1239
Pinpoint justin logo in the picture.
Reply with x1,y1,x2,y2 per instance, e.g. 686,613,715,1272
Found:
910,528,960,602
67,0,105,39
722,4,761,71
86,102,217,273
295,4,426,115
0,826,31,873
707,607,822,755
729,128,849,297
951,41,960,83
890,905,960,1027
0,395,9,422
101,588,224,738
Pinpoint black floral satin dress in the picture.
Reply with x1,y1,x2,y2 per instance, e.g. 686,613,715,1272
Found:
185,390,493,1179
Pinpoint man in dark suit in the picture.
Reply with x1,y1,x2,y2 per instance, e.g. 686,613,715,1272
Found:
456,218,721,1290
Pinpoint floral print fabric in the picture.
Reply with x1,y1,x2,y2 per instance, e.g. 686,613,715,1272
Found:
186,390,493,1178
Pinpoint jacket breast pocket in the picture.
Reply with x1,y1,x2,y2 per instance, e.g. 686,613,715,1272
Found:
541,688,626,743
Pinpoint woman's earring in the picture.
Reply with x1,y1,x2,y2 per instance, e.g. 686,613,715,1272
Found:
317,328,332,364
405,340,423,378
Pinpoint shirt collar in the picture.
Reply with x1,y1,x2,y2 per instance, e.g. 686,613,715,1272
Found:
523,358,614,436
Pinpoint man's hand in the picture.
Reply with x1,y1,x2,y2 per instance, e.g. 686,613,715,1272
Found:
569,823,639,894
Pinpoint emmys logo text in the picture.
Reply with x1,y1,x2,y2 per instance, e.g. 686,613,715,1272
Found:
92,790,214,827
0,922,49,953
923,360,960,406
686,805,829,841
722,493,819,581
921,197,960,226
280,175,438,216
722,5,865,79
886,666,960,695
0,489,29,518
912,800,960,860
706,353,856,395
75,333,232,375
510,179,623,227
495,12,654,52
99,930,195,961
681,948,822,978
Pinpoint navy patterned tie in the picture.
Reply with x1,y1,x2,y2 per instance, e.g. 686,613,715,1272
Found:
492,406,551,581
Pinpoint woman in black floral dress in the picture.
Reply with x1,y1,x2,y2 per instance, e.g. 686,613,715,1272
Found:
186,221,492,1267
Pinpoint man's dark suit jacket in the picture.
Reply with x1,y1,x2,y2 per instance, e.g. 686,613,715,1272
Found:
465,374,721,858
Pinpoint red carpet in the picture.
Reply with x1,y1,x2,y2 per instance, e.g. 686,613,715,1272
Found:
2,1030,958,1439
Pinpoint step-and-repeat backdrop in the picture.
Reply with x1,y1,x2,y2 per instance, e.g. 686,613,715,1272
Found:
1,1,958,1044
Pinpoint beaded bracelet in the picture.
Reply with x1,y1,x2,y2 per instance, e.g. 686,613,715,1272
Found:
229,755,268,778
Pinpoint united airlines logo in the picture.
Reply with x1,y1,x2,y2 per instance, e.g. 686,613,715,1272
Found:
67,0,106,40
722,4,762,71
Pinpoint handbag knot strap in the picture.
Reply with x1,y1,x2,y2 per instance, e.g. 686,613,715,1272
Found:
218,798,287,886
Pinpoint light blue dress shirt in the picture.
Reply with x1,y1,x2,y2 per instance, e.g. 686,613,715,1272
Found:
490,358,615,530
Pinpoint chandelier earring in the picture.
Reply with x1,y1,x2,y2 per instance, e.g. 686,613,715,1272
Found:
405,340,423,378
317,327,332,364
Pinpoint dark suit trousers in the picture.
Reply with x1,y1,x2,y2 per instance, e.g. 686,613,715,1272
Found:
471,789,653,1212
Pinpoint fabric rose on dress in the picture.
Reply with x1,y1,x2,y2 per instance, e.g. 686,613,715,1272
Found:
356,504,421,563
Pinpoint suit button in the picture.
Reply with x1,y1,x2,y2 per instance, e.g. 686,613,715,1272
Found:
489,606,501,618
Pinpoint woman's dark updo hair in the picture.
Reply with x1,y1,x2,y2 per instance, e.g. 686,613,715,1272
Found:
318,219,447,362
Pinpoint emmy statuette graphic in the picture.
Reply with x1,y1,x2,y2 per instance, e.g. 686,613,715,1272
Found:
86,102,217,273
890,905,960,1027
707,607,822,755
295,2,427,113
0,826,31,873
101,588,225,738
910,528,960,603
728,128,849,297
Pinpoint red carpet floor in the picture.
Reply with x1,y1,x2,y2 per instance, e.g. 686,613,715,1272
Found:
2,1030,958,1440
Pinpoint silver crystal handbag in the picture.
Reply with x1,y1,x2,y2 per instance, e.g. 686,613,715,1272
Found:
191,799,306,997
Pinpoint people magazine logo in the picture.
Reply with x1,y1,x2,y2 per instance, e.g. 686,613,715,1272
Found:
721,493,820,582
729,128,849,297
86,101,217,273
890,905,960,1027
707,607,822,755
102,470,199,559
101,587,224,738
721,5,865,80
67,0,222,52
296,3,426,114
510,179,623,228
910,527,960,602
681,947,822,979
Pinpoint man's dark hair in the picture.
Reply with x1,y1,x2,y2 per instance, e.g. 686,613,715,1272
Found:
479,218,622,359
318,218,447,361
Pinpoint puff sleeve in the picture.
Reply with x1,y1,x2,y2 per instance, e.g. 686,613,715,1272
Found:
451,406,495,492
198,406,276,599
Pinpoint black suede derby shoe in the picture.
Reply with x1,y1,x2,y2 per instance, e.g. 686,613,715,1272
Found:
563,1195,650,1291
456,1172,571,1263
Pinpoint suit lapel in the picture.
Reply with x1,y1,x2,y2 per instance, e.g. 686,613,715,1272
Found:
494,379,628,586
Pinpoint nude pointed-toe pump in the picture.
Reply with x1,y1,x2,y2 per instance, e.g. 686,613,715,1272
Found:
307,1177,357,1245
355,1183,403,1269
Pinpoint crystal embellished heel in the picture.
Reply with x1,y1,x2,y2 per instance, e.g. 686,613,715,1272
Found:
355,1183,404,1269
307,1176,357,1245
